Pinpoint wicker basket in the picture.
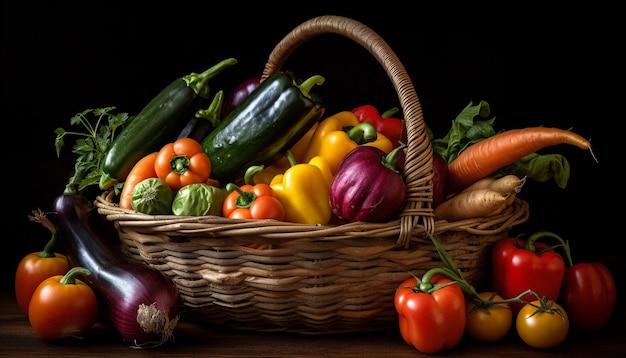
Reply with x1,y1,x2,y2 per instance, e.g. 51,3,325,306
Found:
95,15,530,334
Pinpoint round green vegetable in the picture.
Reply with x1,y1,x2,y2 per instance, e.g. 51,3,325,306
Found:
131,178,173,214
172,183,227,216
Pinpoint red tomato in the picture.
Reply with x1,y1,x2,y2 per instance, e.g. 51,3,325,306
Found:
394,275,466,354
516,299,569,349
28,267,98,340
15,251,69,317
465,292,513,342
559,262,616,332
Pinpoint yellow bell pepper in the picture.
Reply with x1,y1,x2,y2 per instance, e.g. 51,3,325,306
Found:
253,122,319,185
270,151,332,225
303,111,393,174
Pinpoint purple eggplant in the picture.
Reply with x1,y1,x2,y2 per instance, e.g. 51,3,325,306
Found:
220,76,261,119
53,193,181,348
329,145,406,222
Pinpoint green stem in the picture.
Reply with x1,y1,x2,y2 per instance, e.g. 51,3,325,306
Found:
59,267,92,285
346,122,378,144
184,58,238,99
468,289,541,314
381,107,399,119
285,149,298,167
524,231,572,265
195,90,224,127
382,144,406,172
297,75,325,98
225,183,254,208
38,234,59,259
244,165,265,185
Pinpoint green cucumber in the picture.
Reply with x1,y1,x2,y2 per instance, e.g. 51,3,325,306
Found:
201,72,325,183
99,58,237,189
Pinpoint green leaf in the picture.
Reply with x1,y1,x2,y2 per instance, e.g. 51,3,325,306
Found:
431,100,498,163
499,153,571,189
56,107,131,195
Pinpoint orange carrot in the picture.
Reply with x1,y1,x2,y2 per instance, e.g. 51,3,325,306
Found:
118,152,158,210
447,127,592,193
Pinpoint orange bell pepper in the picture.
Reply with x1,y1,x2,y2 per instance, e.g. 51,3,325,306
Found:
222,182,285,221
155,137,212,191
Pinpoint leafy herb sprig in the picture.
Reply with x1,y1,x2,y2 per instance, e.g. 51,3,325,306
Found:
55,107,131,195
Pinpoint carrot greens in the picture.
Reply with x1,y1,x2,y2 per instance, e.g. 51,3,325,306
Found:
428,100,586,191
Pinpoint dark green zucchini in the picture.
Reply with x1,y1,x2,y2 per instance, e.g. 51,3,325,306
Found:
201,72,325,182
99,58,237,189
176,90,224,143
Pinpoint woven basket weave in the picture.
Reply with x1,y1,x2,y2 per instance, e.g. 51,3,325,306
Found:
95,15,530,334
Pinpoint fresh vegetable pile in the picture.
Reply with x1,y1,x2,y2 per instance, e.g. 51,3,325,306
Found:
15,49,611,352
395,232,616,353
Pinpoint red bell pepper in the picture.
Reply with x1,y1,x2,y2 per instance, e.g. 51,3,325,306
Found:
489,231,566,314
352,104,404,149
394,234,485,354
394,273,466,354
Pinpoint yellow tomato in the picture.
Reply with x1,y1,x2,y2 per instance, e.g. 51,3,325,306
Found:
516,299,569,349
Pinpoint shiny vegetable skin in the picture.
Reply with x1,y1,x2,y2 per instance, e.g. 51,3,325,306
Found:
447,126,592,193
223,183,285,221
394,275,466,354
155,137,212,192
352,104,404,149
15,251,69,317
53,193,181,348
465,292,513,342
201,72,325,182
16,210,70,316
516,298,569,349
329,145,406,222
220,76,261,119
100,58,237,189
118,152,158,210
559,262,616,332
176,90,225,143
28,267,98,340
490,232,565,314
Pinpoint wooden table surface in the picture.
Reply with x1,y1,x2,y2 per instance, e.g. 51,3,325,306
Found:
1,289,624,357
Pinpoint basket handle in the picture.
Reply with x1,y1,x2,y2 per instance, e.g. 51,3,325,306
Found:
262,15,435,246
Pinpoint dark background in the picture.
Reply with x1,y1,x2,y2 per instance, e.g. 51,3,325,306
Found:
3,3,620,293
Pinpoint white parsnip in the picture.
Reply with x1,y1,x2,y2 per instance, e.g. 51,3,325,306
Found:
434,188,510,222
458,177,497,194
489,175,526,195
456,174,526,206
